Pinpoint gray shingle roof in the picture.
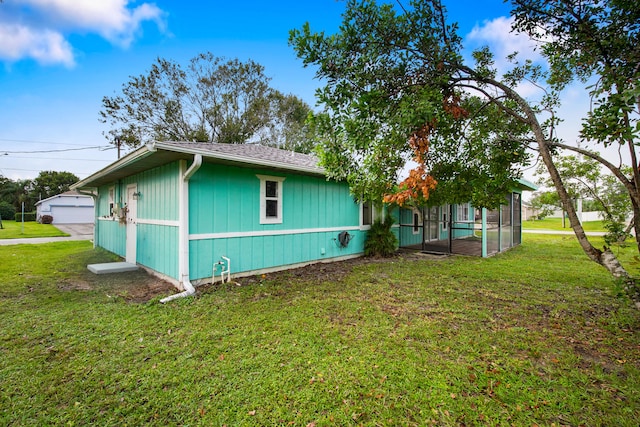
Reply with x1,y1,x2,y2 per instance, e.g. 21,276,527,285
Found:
72,141,325,189
159,141,323,173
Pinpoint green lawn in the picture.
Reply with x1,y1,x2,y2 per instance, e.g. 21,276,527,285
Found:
0,236,638,426
523,217,606,232
0,220,69,239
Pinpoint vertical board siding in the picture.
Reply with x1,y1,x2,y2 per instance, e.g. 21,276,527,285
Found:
189,229,367,281
97,219,126,257
95,184,125,256
189,164,360,234
188,162,364,281
137,223,179,279
118,162,180,222
96,159,364,282
398,208,422,247
94,162,180,273
135,162,179,221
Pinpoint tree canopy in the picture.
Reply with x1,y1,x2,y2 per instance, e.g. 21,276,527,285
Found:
290,1,530,208
100,52,314,153
290,0,639,291
0,171,79,213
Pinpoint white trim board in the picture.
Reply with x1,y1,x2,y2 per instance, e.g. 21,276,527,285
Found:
190,226,362,241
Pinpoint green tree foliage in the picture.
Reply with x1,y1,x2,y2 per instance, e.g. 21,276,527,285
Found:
32,171,79,201
512,0,640,256
0,171,78,213
0,176,18,206
291,3,530,206
100,52,314,153
0,200,15,222
1,178,35,212
529,191,560,220
290,0,638,286
535,153,632,227
511,0,639,147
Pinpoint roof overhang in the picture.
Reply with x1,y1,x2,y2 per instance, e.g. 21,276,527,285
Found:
72,142,325,190
516,178,538,192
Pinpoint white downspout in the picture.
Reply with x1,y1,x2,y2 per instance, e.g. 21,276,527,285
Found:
76,188,98,248
161,154,202,303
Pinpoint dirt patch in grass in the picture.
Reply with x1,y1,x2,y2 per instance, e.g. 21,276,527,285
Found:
58,251,444,303
235,250,449,286
60,268,176,303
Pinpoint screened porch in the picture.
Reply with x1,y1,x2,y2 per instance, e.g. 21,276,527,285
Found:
396,192,524,257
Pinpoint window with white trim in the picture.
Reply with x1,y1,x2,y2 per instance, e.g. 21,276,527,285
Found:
362,201,373,226
257,175,285,224
456,203,471,222
108,186,115,217
442,206,448,231
412,210,421,234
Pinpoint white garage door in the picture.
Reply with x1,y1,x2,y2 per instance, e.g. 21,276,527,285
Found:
50,206,94,224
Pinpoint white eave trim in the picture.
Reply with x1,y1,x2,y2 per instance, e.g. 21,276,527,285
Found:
71,143,157,190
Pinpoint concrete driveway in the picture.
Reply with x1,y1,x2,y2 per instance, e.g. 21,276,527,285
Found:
54,223,94,238
0,223,94,246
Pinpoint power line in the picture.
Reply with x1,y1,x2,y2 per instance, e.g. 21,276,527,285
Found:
1,146,113,154
0,167,94,178
0,138,105,146
3,155,112,162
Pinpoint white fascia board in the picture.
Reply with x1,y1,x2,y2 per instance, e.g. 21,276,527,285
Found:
71,144,156,190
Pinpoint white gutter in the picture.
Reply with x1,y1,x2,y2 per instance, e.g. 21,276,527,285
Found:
160,154,203,303
75,188,99,248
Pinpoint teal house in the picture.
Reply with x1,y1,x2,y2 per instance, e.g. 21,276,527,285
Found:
72,141,534,301
72,142,370,301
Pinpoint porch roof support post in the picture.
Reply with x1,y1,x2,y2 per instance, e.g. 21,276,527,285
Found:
481,208,487,258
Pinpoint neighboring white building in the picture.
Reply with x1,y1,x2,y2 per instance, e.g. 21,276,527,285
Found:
35,190,94,224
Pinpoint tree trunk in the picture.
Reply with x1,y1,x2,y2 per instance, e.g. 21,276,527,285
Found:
495,81,632,280
632,199,640,254
462,71,637,307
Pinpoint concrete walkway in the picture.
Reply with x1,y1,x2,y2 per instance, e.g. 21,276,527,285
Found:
0,223,94,246
523,229,606,236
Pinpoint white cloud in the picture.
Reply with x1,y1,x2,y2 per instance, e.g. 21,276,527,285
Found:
464,17,627,177
21,0,166,47
0,23,75,66
466,16,543,65
0,0,166,66
464,17,548,98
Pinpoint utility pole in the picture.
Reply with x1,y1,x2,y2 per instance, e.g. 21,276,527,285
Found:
115,136,122,159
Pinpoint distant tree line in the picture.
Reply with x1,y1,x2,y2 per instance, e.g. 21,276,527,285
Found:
0,171,79,220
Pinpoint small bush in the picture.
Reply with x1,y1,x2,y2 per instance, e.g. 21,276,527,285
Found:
364,216,398,257
41,215,54,224
14,212,37,222
0,201,15,221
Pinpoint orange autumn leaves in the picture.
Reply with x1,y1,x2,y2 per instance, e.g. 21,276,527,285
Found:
383,95,467,207
383,122,438,206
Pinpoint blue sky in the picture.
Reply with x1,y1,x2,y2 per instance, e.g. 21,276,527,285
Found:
0,0,559,182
